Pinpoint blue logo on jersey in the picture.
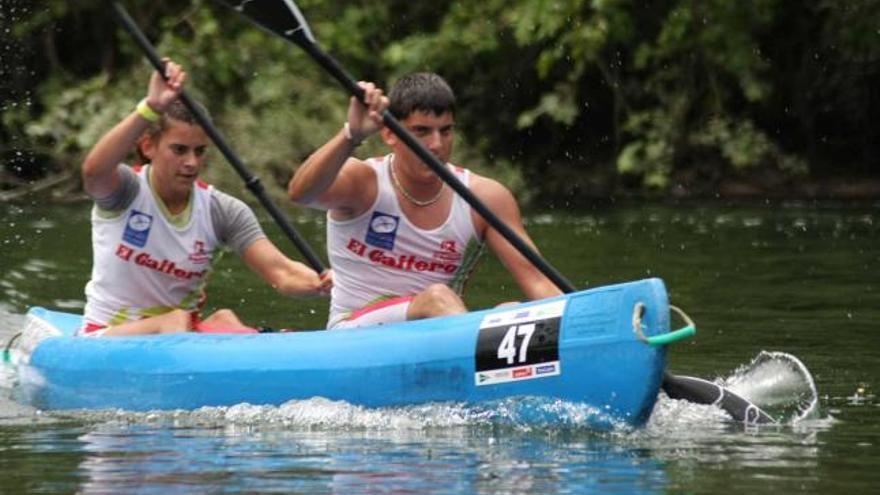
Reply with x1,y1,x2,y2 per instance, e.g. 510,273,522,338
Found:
123,209,153,248
365,211,399,250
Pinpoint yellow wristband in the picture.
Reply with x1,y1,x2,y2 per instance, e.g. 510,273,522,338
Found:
343,122,362,146
136,98,161,123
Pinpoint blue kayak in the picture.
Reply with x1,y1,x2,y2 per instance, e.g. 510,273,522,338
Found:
10,278,674,428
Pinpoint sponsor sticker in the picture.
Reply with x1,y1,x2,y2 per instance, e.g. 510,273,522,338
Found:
512,367,533,379
535,363,558,375
474,299,566,386
478,299,566,329
476,369,511,384
365,211,399,250
123,210,153,248
474,361,560,386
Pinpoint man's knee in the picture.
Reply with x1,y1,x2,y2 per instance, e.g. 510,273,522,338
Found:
421,283,454,301
204,308,244,327
410,284,466,319
211,308,236,322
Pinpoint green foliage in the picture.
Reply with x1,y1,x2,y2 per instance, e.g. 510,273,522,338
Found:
692,117,807,174
5,73,135,167
3,0,878,200
4,1,366,203
617,109,675,189
381,0,790,192
617,0,808,188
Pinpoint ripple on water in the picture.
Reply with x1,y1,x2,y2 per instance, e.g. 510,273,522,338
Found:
21,259,59,274
53,299,85,310
30,219,56,230
2,287,27,306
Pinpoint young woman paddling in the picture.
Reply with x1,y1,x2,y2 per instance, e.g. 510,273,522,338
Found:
79,59,331,336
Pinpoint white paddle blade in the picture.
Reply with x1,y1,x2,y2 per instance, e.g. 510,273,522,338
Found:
218,0,316,45
280,0,315,43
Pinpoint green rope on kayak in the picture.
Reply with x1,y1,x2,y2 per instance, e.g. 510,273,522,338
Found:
633,303,696,346
2,332,22,364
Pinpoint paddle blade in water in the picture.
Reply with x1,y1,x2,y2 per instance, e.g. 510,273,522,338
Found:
214,0,316,46
662,373,777,424
723,351,818,423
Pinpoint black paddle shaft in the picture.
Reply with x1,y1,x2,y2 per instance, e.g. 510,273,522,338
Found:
662,373,776,424
111,2,326,274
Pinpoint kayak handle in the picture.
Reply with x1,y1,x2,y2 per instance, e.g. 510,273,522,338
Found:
2,332,22,364
632,303,696,346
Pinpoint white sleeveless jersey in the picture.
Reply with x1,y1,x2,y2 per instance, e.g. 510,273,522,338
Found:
327,154,485,326
83,165,220,327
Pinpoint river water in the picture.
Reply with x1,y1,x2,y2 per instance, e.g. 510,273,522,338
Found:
0,200,877,493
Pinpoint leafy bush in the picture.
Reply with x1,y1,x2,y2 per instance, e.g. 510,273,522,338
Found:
4,0,879,201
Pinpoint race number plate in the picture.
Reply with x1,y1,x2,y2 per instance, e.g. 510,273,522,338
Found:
474,299,565,386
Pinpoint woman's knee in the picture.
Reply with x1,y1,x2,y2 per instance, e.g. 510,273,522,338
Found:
160,309,193,333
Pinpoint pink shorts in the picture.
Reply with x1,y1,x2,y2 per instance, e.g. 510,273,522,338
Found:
331,296,414,329
78,322,109,337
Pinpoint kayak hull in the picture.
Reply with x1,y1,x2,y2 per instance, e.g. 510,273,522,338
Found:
12,278,670,428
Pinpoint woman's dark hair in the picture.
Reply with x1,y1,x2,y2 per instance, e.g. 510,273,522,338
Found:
388,72,456,119
136,99,210,164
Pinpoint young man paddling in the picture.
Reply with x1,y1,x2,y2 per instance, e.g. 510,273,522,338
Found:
80,59,331,336
288,73,561,329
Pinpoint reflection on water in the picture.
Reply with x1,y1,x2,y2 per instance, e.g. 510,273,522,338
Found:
0,390,837,494
67,422,669,494
1,201,879,493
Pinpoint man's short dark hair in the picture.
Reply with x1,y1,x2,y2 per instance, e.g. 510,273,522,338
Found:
388,72,456,119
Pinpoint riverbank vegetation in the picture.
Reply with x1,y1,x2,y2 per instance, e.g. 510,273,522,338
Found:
2,0,878,205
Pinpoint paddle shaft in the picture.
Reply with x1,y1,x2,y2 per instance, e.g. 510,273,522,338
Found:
296,39,577,294
111,2,326,274
662,373,776,424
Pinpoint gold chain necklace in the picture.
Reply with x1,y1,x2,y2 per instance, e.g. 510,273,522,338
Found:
389,161,446,207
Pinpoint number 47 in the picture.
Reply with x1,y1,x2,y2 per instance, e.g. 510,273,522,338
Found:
497,323,536,365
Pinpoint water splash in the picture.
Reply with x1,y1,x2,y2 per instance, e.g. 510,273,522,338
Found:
641,351,819,435
59,396,623,433
723,351,819,423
